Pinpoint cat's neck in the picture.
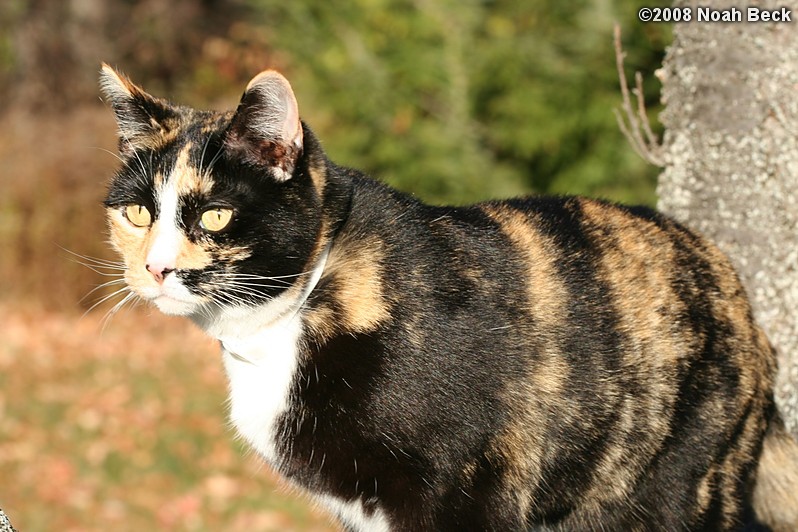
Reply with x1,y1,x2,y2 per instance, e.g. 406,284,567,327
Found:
190,241,332,350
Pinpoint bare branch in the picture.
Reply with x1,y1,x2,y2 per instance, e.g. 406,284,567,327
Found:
634,72,660,149
614,24,665,167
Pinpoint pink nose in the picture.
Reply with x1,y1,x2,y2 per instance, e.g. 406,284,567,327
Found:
146,263,175,283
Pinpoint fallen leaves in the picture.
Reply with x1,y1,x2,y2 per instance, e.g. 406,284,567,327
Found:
0,302,336,531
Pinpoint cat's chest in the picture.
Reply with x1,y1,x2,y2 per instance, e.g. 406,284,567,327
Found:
217,319,395,532
219,315,303,464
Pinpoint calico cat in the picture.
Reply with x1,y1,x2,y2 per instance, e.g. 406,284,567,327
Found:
99,64,798,531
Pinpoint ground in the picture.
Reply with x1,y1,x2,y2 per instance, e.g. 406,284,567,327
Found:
0,302,336,531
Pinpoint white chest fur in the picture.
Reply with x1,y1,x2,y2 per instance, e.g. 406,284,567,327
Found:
220,313,303,464
220,323,394,531
193,246,331,463
192,245,393,530
318,495,393,532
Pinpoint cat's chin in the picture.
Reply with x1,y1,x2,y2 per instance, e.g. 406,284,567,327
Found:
152,295,198,316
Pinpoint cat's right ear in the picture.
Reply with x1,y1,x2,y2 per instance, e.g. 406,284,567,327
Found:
225,70,303,182
99,63,176,156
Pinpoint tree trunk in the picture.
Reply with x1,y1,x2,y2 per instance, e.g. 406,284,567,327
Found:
656,0,798,437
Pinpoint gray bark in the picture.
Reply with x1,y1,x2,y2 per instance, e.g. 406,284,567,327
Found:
0,508,15,532
657,0,798,436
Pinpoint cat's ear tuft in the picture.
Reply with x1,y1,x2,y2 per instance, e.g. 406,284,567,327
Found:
225,70,303,182
99,63,176,156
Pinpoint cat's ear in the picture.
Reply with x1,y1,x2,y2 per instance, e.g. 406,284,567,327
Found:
225,70,303,182
99,63,176,156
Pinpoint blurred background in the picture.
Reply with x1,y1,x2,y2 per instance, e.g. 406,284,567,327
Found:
0,0,668,530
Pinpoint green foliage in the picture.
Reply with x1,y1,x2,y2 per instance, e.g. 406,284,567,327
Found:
0,0,25,92
246,0,669,205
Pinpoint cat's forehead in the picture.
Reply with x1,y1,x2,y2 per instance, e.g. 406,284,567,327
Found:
151,142,209,195
167,108,231,148
151,109,233,191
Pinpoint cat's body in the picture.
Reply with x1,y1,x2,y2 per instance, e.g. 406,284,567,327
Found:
100,65,798,531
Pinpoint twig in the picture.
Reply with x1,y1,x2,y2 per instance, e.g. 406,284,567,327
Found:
613,24,665,167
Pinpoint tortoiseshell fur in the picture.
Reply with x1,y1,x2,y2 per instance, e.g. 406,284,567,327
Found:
100,66,798,531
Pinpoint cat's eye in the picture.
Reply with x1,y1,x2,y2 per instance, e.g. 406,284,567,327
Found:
200,208,233,232
124,204,151,227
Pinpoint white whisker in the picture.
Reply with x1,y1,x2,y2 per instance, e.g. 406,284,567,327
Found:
59,246,126,268
100,292,140,333
198,133,213,181
70,259,126,276
205,143,225,178
219,281,289,290
212,292,247,309
89,146,127,165
220,284,279,296
121,130,150,182
214,274,292,284
216,270,313,280
80,278,127,303
82,286,131,318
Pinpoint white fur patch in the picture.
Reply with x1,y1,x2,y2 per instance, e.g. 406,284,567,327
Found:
201,245,397,529
317,495,392,532
146,179,181,271
205,245,395,531
145,176,200,315
220,311,303,463
196,246,331,464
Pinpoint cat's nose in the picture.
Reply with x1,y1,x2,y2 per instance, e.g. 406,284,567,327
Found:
146,263,175,284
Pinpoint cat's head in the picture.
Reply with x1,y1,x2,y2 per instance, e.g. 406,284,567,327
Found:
100,65,332,321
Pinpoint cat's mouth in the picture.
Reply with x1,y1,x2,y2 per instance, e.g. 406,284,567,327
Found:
131,276,203,316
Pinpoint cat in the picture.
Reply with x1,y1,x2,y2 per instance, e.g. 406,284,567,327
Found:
99,64,798,531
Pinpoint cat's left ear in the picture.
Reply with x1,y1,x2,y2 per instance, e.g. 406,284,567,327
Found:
99,63,177,156
225,70,303,182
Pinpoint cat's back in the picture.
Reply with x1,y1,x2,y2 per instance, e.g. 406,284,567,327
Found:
342,180,773,387
454,192,774,399
353,182,764,340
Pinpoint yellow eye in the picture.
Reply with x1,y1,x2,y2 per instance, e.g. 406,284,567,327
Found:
124,204,151,227
200,208,233,232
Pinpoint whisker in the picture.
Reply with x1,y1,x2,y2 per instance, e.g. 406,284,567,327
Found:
89,146,127,165
214,273,293,281
77,257,125,267
217,282,289,290
74,258,125,269
59,246,126,267
100,292,139,333
217,278,286,284
218,284,279,295
216,278,292,287
220,287,257,302
80,278,127,303
205,143,225,178
120,130,149,182
214,285,275,307
212,292,248,309
213,272,311,286
198,133,213,180
196,300,218,321
82,286,131,318
69,259,126,277
216,270,313,280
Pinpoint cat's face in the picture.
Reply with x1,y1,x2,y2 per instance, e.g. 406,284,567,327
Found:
101,65,323,317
